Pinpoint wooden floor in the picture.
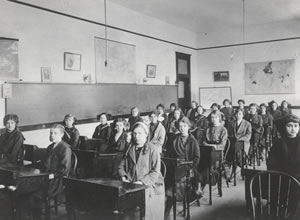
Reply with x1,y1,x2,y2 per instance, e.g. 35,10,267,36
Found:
0,163,268,220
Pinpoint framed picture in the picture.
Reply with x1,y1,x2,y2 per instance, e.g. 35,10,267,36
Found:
213,71,229,82
146,65,156,78
64,52,81,71
41,67,52,82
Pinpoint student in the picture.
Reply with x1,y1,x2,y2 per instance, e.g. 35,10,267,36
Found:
199,110,228,193
167,103,177,124
156,104,168,127
186,101,198,123
236,99,248,119
0,114,25,165
210,103,220,111
229,109,252,166
164,117,200,219
92,113,112,153
193,105,209,144
267,114,300,180
246,103,263,162
31,124,72,219
119,122,164,220
109,118,128,153
259,103,273,151
220,99,235,129
62,114,80,149
167,108,183,139
148,111,166,153
280,100,292,117
128,107,143,130
268,100,282,121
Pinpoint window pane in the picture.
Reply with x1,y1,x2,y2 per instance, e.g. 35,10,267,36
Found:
178,59,188,75
178,81,185,98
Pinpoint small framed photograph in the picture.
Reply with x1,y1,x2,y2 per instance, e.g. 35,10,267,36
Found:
64,52,81,71
213,71,229,82
146,65,156,78
41,67,52,82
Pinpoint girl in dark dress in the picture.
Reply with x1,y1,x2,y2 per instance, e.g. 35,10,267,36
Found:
186,101,198,123
156,104,168,128
280,100,292,117
128,107,143,130
109,118,128,153
0,114,25,165
92,113,112,153
192,105,209,144
236,99,248,119
167,103,177,124
259,103,273,157
62,114,80,149
220,99,235,130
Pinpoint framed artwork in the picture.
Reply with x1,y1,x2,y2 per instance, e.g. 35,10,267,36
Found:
146,65,156,78
41,67,52,82
213,71,229,82
64,52,81,71
0,38,19,80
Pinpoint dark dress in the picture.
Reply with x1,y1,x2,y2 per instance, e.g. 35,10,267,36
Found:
63,126,80,149
220,107,235,129
246,113,263,148
164,134,200,200
109,131,127,152
194,114,209,144
43,141,72,197
0,128,25,164
260,112,273,147
186,108,198,123
128,116,143,130
281,107,292,117
92,123,112,152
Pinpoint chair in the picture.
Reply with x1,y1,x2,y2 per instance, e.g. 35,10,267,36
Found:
222,139,234,187
45,151,78,218
250,170,300,220
78,136,88,149
23,144,38,165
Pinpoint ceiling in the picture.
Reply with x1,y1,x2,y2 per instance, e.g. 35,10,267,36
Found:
108,0,300,36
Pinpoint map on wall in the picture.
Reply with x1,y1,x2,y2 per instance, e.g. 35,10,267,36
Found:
95,37,136,84
0,39,19,80
199,87,232,109
245,59,295,94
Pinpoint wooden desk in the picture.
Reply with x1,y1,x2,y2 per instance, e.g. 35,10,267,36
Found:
162,157,193,220
199,145,223,205
0,162,49,219
73,149,97,178
63,177,146,220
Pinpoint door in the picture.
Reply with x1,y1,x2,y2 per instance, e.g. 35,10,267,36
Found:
176,52,191,114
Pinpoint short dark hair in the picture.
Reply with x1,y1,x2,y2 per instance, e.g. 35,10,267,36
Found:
63,114,77,126
156,104,165,109
170,103,177,108
3,114,19,126
223,99,231,105
237,99,245,104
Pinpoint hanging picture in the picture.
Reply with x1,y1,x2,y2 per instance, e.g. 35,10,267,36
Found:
213,71,229,82
0,38,19,80
41,67,52,82
64,52,81,71
146,65,156,78
245,59,295,94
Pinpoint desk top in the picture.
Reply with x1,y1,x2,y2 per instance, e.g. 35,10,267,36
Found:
0,162,48,178
64,177,146,197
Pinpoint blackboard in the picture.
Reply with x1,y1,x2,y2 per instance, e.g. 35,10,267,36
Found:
6,83,178,126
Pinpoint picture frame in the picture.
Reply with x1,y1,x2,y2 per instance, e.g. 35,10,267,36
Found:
213,71,229,82
41,67,52,83
64,52,81,71
146,65,156,78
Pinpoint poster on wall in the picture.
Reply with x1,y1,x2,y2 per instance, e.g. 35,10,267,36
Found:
245,59,295,94
199,86,232,109
0,38,19,80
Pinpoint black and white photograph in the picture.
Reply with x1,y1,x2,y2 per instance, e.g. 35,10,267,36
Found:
1,1,300,220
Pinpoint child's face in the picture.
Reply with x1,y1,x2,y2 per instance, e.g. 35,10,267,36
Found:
272,103,278,110
197,107,204,115
211,114,220,126
283,102,288,108
170,106,176,112
65,117,74,128
174,110,181,120
212,106,218,110
236,111,243,120
150,114,158,123
115,122,124,133
157,107,164,114
6,120,16,132
131,108,139,117
191,102,197,109
285,122,299,138
49,128,63,143
179,122,189,135
239,102,244,108
100,115,107,124
224,101,230,107
249,106,257,115
260,106,266,114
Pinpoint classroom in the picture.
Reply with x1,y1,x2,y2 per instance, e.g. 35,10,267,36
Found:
0,0,300,220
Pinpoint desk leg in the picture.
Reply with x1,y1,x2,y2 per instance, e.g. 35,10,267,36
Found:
209,165,212,205
140,190,145,220
186,177,190,220
219,158,222,197
172,185,176,220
